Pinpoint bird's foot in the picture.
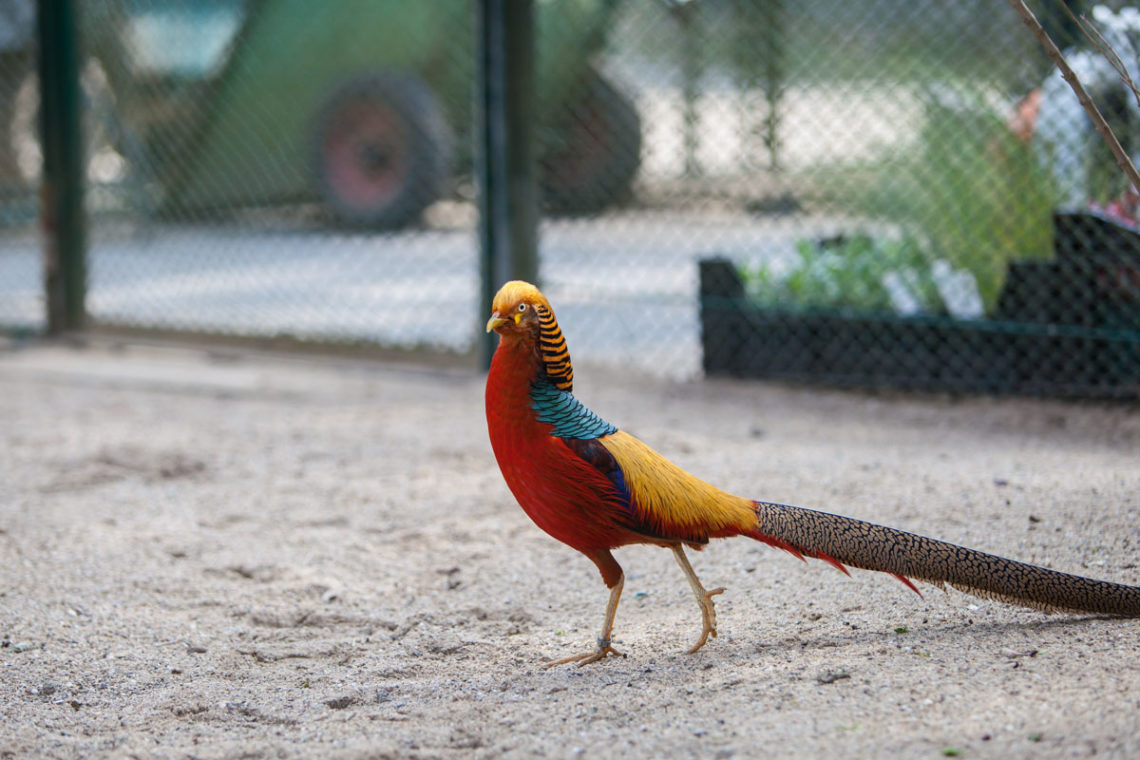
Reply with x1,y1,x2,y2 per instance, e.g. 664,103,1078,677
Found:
687,587,725,655
545,637,624,668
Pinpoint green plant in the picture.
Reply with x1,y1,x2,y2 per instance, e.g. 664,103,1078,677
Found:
740,232,948,315
809,87,1058,311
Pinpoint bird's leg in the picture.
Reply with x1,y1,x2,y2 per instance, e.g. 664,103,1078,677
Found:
545,573,625,668
671,545,725,655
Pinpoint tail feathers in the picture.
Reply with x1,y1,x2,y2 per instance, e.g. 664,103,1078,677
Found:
749,500,1140,617
891,572,922,596
745,528,853,579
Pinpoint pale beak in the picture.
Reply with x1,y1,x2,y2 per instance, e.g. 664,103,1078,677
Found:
485,311,506,332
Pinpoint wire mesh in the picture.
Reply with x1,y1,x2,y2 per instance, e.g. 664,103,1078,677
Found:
566,0,1140,394
1,1,1138,396
0,0,38,332
75,0,481,353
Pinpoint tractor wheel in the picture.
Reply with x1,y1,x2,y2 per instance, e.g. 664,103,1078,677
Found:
310,71,453,229
541,70,642,215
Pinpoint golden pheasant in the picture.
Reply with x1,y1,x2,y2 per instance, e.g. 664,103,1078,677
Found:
484,280,1140,666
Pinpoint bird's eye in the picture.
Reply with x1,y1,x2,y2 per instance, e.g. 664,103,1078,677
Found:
517,303,528,313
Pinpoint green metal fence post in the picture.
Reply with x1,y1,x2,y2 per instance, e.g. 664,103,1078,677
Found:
477,0,538,368
37,0,86,334
671,1,702,179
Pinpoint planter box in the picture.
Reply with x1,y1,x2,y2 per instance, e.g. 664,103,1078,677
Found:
700,213,1140,398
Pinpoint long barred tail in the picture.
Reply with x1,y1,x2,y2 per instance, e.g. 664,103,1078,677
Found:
748,500,1140,617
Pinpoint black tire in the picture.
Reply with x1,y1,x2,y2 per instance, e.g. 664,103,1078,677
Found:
540,70,642,215
310,71,453,229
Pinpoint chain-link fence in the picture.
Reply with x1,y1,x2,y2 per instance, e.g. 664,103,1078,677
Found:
2,1,1139,396
0,0,37,333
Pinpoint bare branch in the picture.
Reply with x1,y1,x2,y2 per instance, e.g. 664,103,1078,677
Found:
1008,0,1140,191
1066,4,1140,111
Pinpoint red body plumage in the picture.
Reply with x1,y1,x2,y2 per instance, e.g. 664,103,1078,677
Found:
486,332,641,585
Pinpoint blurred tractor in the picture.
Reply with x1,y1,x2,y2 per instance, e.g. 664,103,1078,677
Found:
87,0,642,228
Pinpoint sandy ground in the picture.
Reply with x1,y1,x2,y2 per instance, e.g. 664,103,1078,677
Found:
1,341,1139,759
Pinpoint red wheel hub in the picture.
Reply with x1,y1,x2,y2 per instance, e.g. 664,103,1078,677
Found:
322,100,408,211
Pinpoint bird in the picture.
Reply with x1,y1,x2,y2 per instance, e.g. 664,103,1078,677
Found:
484,280,1140,667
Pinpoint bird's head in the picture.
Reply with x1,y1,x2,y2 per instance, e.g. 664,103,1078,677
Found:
485,280,553,338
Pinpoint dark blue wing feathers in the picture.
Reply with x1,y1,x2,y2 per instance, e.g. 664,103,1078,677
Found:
561,437,632,505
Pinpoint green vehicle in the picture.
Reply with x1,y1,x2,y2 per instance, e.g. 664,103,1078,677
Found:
88,0,642,228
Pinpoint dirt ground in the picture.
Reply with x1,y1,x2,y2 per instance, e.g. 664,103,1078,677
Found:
1,340,1139,759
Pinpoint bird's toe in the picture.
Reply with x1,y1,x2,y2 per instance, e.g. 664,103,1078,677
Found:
545,643,623,668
